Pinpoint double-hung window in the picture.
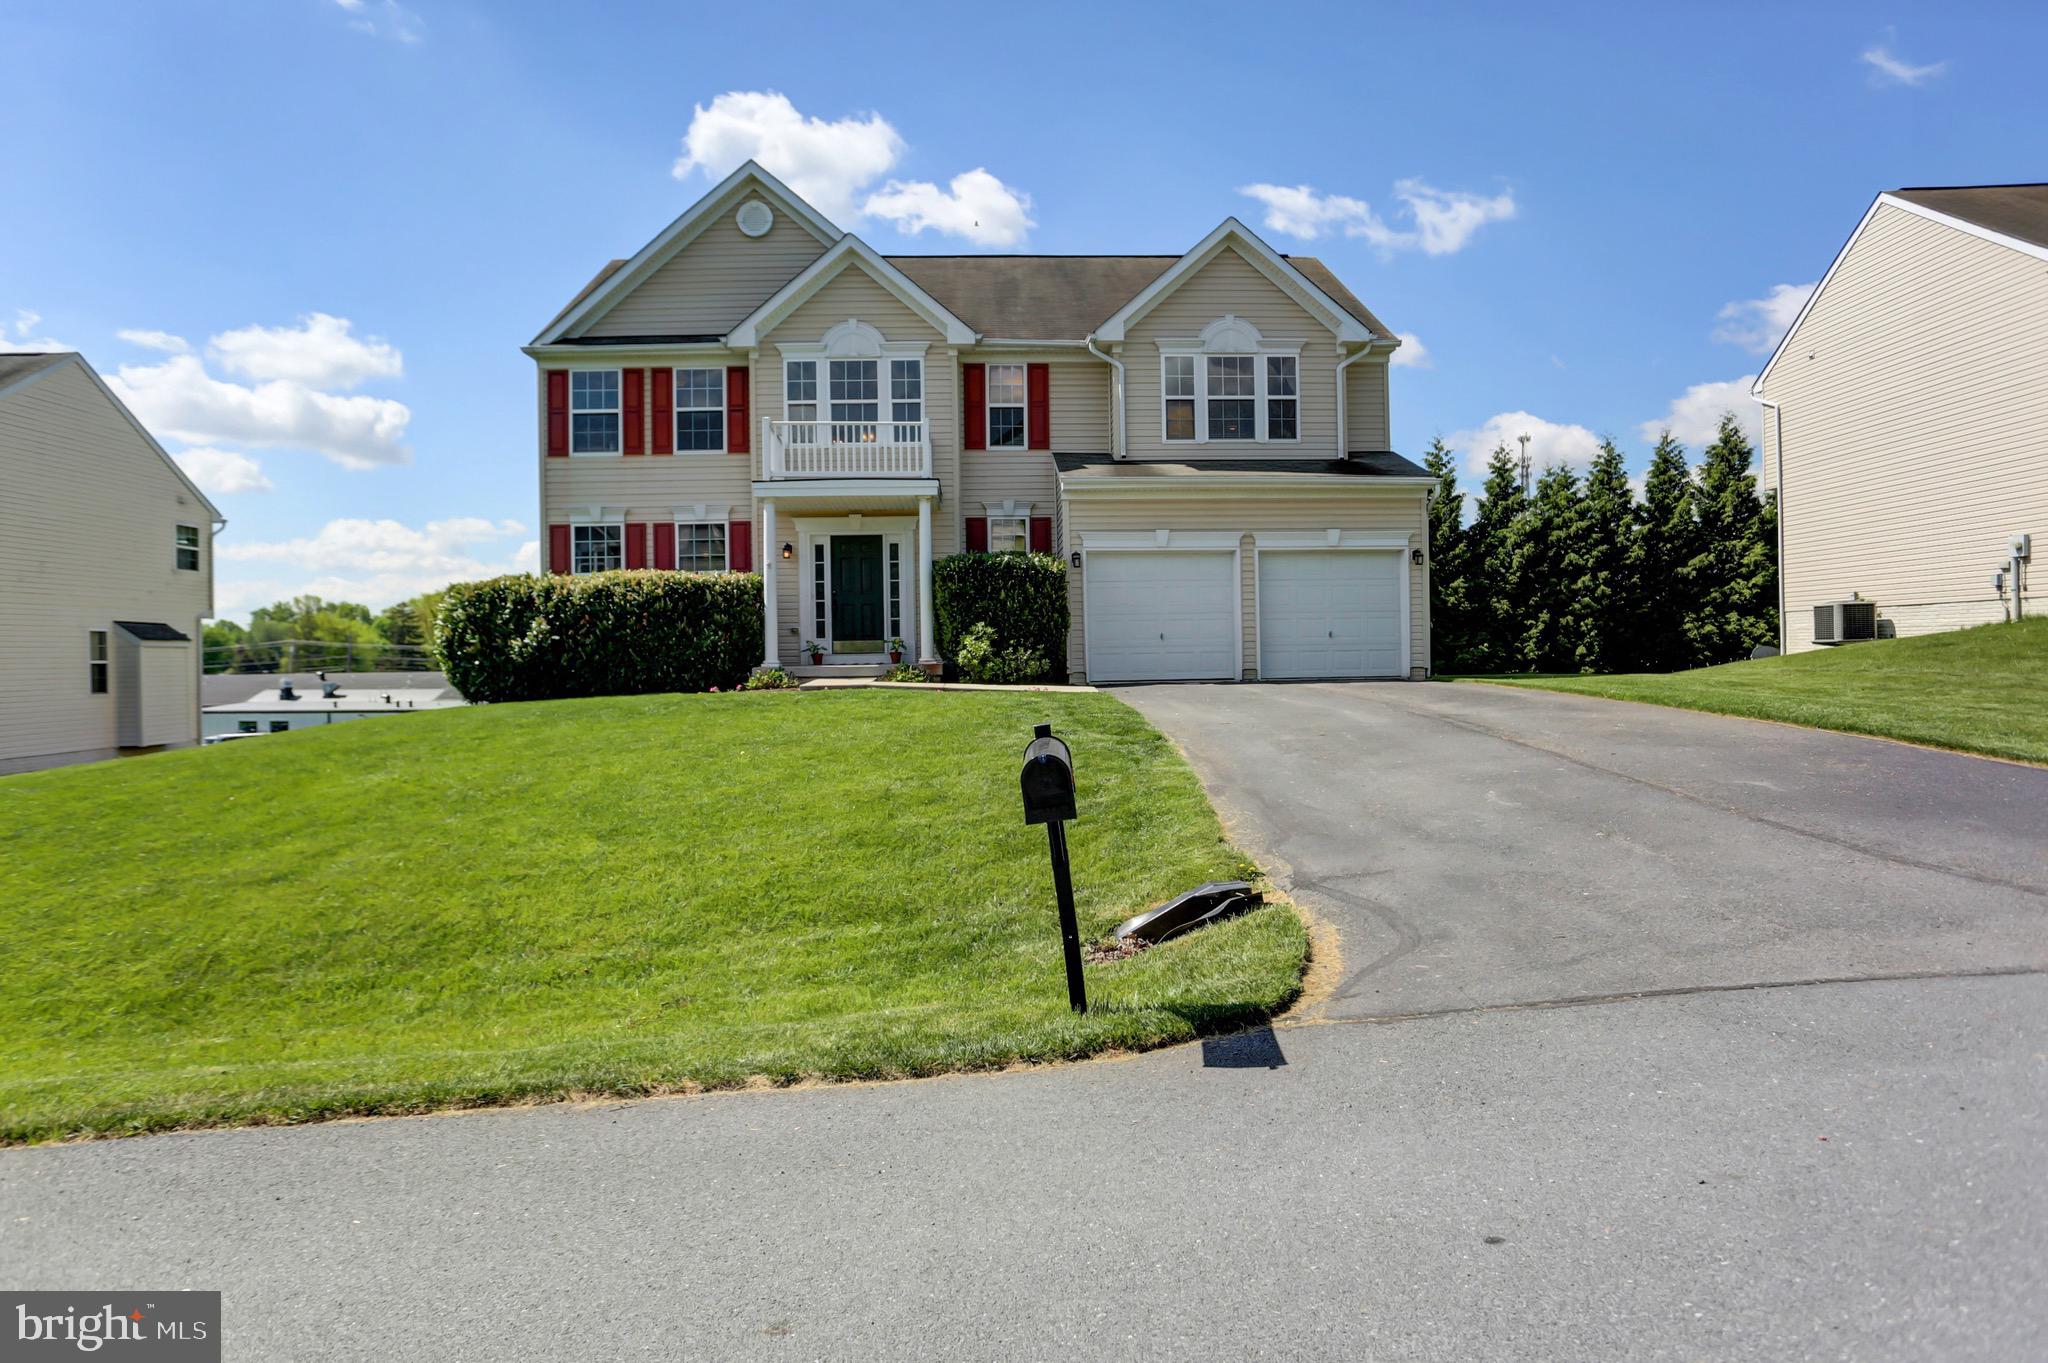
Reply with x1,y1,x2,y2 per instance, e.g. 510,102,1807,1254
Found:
88,629,108,694
571,523,623,574
988,515,1029,554
829,359,879,437
1161,350,1301,444
785,360,819,427
890,359,923,441
570,370,621,454
676,522,727,573
175,524,200,571
986,363,1026,448
675,368,725,451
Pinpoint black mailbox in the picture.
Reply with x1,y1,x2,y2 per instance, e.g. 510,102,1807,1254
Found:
1020,724,1076,826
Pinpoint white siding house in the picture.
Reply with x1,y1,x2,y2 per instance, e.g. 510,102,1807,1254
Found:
0,353,221,774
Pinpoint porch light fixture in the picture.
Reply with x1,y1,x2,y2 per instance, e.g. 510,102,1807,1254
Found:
1411,548,1425,566
781,542,794,560
1069,551,1082,569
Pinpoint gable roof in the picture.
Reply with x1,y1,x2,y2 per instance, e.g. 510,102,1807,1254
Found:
1889,184,2048,252
534,161,841,344
0,351,222,521
1755,183,2048,396
1092,219,1385,345
726,235,978,348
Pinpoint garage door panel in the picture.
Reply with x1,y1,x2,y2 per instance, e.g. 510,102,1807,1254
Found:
1087,552,1237,682
1259,550,1403,679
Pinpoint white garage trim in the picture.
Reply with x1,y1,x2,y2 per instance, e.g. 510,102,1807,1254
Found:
1080,535,1244,682
1253,542,1411,679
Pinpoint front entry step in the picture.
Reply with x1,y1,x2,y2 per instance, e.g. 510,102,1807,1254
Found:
790,661,892,679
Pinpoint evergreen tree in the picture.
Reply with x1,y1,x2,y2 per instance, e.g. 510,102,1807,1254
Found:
1515,463,1584,672
1684,414,1778,663
376,600,424,648
1633,432,1700,671
1421,437,1475,670
1463,444,1530,672
1567,438,1640,672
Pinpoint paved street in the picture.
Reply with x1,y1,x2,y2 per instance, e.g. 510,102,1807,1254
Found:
5,683,2045,1361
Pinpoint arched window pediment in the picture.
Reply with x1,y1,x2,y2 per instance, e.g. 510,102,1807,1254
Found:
820,318,887,358
1199,314,1265,354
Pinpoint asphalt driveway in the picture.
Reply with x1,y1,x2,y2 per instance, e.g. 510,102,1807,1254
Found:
1118,681,2048,1018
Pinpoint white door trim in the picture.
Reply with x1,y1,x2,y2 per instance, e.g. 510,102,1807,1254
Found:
793,515,915,656
1080,539,1244,683
1253,544,1411,679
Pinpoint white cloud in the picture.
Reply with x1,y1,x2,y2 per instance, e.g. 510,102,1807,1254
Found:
0,309,70,353
1390,332,1430,368
863,169,1035,247
216,517,532,614
1712,282,1815,353
335,0,422,43
1639,376,1762,451
174,447,273,495
209,312,402,389
1442,411,1602,483
116,328,190,354
1862,44,1946,86
1238,179,1516,256
672,91,903,222
110,352,410,470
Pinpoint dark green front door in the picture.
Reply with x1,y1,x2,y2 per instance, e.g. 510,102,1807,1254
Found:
831,535,884,643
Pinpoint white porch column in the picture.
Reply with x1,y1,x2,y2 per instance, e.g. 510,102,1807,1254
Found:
917,495,938,665
760,499,779,669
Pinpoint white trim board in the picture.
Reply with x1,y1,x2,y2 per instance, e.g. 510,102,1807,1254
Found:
728,237,977,349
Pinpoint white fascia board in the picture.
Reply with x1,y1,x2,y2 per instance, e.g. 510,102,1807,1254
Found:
1093,218,1371,344
12,354,226,523
534,161,843,345
523,342,741,366
728,237,977,349
749,477,942,499
1059,473,1435,498
1752,193,1882,397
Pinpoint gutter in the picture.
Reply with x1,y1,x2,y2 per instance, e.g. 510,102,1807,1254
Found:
1085,335,1125,460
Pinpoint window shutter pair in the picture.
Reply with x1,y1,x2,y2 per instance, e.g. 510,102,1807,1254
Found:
623,371,645,456
960,362,1051,450
964,517,989,552
653,523,676,570
728,518,753,571
625,522,648,569
651,370,674,455
548,524,571,573
726,366,751,455
1029,516,1053,552
545,372,568,457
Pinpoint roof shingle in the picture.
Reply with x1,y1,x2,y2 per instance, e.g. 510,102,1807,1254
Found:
1890,184,2048,252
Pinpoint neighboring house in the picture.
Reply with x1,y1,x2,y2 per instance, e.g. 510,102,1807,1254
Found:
0,352,221,774
201,673,464,739
526,162,1431,684
1755,183,2047,652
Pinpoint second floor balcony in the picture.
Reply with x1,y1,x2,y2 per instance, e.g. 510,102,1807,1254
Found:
762,419,931,480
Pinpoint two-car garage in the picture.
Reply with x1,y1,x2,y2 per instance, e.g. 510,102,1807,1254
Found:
1080,535,1412,684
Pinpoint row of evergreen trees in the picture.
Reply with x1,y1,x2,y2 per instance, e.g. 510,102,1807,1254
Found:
1426,414,1778,675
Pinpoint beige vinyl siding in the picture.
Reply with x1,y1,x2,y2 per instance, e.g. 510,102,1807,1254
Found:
0,362,211,771
1061,488,1428,680
1121,246,1357,461
1760,201,2048,651
1345,359,1391,450
581,190,827,339
538,359,754,531
958,358,1110,517
755,262,958,665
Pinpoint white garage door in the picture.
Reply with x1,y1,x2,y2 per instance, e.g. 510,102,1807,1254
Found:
1259,550,1403,679
1086,551,1238,682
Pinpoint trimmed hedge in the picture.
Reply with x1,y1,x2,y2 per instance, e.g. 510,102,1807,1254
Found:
933,552,1068,682
437,571,762,702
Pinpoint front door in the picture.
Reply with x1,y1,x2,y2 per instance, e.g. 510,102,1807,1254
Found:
830,535,885,645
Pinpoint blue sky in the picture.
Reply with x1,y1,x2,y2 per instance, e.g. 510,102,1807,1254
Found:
5,1,2041,620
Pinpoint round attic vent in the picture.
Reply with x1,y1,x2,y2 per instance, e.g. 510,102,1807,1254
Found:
736,200,774,238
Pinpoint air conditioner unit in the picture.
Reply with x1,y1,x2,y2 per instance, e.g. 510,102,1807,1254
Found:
1812,599,1877,645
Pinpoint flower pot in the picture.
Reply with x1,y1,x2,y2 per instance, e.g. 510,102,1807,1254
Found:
808,653,824,666
889,650,902,663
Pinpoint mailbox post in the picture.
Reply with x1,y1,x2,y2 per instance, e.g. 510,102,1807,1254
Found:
1020,722,1086,1014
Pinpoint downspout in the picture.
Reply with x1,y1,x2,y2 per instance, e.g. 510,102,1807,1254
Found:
1335,342,1381,458
1758,398,1785,652
1085,335,1124,459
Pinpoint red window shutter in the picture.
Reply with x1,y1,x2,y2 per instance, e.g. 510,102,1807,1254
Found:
548,523,571,573
962,363,986,450
652,522,676,570
652,369,674,455
623,369,645,455
965,516,989,552
728,518,753,571
1027,363,1051,451
1029,516,1053,552
545,371,568,457
726,366,751,454
625,521,648,569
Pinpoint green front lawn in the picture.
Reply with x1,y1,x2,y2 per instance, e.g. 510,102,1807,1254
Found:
0,690,1305,1143
1467,618,2048,764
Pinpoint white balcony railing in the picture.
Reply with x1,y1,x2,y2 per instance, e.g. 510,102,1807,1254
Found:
762,419,931,479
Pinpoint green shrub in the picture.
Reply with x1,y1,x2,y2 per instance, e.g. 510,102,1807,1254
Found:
437,571,762,702
955,623,1050,685
933,552,1068,682
882,663,931,683
742,666,798,690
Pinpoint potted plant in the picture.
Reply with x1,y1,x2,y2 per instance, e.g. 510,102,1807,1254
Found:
803,640,826,666
887,636,906,664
